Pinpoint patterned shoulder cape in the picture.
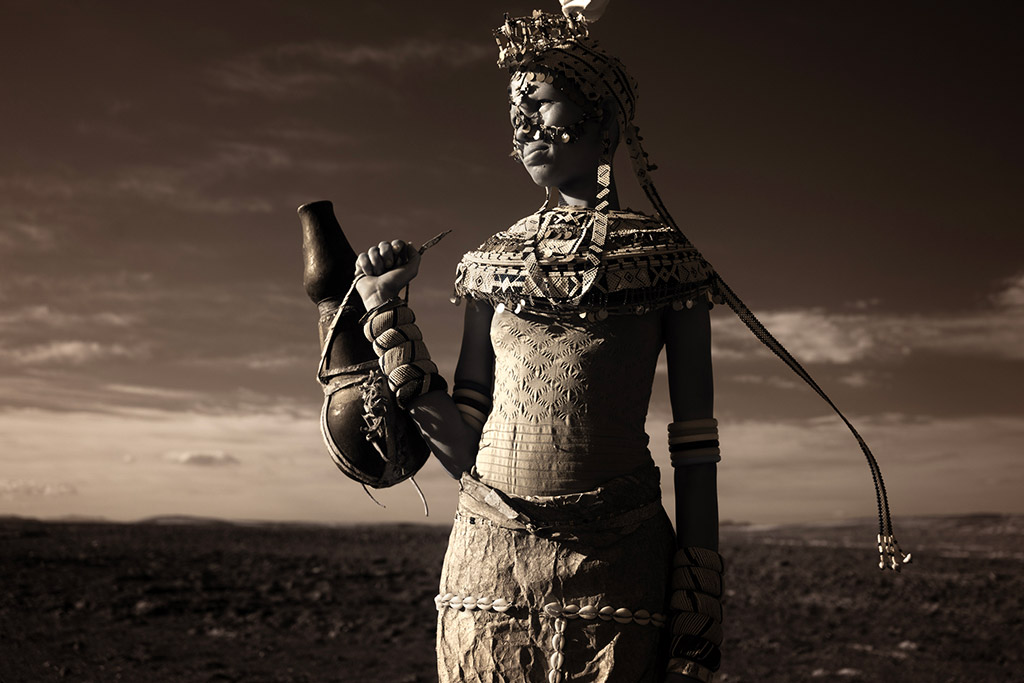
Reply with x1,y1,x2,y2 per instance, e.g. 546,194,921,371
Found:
453,206,717,317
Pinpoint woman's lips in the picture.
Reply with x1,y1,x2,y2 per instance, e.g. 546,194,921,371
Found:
521,145,550,164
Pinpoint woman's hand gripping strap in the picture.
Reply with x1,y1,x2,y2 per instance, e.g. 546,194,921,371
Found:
667,546,725,680
362,299,448,409
452,379,492,434
669,418,721,467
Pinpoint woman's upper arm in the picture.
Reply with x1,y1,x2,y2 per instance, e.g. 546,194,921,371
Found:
663,300,714,421
664,300,719,550
455,299,495,390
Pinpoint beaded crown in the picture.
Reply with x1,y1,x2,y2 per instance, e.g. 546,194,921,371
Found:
494,10,589,69
495,10,638,124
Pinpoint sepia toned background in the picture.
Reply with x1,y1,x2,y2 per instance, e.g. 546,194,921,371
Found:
1,0,1021,527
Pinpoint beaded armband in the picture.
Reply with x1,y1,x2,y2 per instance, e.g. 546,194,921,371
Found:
667,546,725,678
362,299,448,409
668,419,720,466
452,379,492,433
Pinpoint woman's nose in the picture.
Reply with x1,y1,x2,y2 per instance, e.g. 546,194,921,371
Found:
513,114,541,142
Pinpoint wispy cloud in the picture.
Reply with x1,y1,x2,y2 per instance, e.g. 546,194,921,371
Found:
649,409,1024,523
0,479,77,498
0,340,141,365
105,384,206,402
165,450,240,466
993,272,1024,308
0,222,55,251
212,40,490,99
712,272,1024,364
0,306,135,329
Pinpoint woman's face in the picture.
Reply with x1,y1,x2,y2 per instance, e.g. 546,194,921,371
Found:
509,78,605,192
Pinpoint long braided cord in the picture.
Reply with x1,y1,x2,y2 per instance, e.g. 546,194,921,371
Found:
625,125,910,571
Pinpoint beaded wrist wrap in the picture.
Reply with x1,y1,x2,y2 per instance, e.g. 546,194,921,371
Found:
362,299,447,409
668,546,725,676
669,419,720,466
453,379,492,433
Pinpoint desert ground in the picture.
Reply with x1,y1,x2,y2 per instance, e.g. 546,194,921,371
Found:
1,514,1021,682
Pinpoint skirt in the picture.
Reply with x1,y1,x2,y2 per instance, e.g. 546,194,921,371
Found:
436,463,675,683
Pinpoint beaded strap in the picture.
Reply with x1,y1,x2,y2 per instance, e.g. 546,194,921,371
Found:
362,299,448,409
669,419,721,466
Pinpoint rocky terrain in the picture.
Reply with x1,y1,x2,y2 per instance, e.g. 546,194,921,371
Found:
1,515,1021,682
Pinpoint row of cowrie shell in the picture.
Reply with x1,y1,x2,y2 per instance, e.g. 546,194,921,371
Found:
542,602,666,627
434,594,667,628
548,617,567,683
434,593,511,613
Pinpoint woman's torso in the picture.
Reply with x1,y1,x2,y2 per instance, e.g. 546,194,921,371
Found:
474,307,665,496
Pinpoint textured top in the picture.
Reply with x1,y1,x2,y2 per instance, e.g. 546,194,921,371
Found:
474,306,665,496
454,207,716,318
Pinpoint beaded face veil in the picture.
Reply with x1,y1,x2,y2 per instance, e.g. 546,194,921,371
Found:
495,7,671,221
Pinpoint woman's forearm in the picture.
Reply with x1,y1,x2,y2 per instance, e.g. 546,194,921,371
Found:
674,463,719,551
407,390,479,477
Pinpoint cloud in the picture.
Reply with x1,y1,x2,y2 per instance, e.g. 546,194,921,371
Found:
731,374,801,390
260,125,354,147
0,405,454,524
105,384,206,402
212,40,490,99
165,450,240,466
0,306,135,329
993,272,1024,308
183,348,308,371
113,169,275,214
652,411,1024,524
0,340,140,365
0,479,77,498
712,273,1024,364
0,222,55,250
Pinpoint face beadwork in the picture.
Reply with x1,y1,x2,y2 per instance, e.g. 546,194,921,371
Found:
509,75,607,191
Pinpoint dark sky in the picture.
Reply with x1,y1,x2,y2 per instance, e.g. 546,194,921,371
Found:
1,1,1022,525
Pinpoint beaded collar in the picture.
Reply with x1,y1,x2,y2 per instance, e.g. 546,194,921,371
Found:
453,206,716,319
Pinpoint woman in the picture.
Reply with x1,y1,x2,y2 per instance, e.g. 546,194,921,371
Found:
352,8,724,682
348,5,906,682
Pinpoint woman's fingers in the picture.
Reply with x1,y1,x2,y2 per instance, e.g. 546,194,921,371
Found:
355,239,413,276
390,240,408,265
377,241,396,269
355,252,373,276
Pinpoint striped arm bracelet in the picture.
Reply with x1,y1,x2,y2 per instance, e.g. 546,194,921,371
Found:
666,657,715,682
670,590,723,624
668,418,720,466
669,633,722,670
673,547,724,574
672,564,723,599
670,610,724,648
452,380,491,433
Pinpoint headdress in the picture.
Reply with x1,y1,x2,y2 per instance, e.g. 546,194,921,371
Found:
479,2,909,572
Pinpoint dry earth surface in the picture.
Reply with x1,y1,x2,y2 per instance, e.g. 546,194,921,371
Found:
1,514,1021,682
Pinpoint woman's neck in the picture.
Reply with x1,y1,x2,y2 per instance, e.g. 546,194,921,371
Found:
556,177,620,210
